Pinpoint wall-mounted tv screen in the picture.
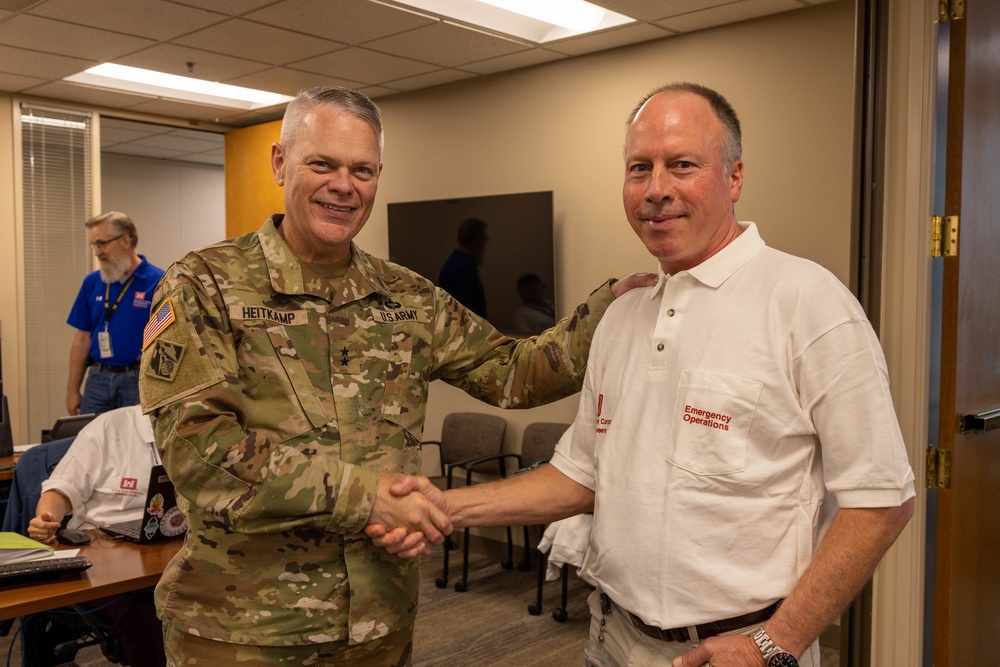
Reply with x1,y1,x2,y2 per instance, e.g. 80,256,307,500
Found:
387,191,554,336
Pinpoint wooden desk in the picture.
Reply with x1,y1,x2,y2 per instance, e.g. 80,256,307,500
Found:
0,454,16,482
0,531,181,620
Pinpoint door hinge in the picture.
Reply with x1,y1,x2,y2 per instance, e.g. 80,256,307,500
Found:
938,0,966,21
931,215,959,257
926,447,952,489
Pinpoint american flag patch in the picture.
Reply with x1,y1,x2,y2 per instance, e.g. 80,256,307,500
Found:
142,299,175,350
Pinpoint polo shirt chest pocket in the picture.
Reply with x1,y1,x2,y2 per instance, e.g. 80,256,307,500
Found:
665,370,762,476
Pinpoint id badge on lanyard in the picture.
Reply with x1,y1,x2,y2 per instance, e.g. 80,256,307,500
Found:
98,324,114,359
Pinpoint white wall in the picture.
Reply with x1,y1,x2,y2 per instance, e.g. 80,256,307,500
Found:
359,0,857,461
101,153,225,271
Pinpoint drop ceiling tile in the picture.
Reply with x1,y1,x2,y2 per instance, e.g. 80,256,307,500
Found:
166,128,226,144
385,68,476,92
165,0,276,15
547,22,674,57
0,8,8,19
291,47,439,85
101,118,170,145
28,0,226,41
125,98,235,123
0,0,34,10
364,22,529,67
359,85,404,100
0,15,155,61
227,66,364,97
173,18,345,66
245,0,437,45
23,81,157,108
214,108,285,127
174,151,225,166
0,45,93,80
130,133,223,153
116,43,271,81
654,0,803,34
105,143,189,159
460,47,566,75
0,71,46,92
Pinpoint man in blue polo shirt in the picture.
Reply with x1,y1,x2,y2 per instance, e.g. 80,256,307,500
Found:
66,212,164,415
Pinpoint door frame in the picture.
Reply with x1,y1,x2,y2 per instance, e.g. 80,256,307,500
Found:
871,0,935,663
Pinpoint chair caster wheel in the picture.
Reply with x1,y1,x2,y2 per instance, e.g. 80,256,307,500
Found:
528,603,542,615
500,559,513,570
552,608,568,623
435,577,447,589
454,580,468,592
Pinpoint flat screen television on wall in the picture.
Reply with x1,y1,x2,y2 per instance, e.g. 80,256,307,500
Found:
387,191,555,336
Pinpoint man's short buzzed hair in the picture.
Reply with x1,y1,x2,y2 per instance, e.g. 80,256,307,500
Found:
626,82,742,168
280,86,384,158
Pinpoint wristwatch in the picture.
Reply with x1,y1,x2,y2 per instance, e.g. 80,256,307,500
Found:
752,626,799,667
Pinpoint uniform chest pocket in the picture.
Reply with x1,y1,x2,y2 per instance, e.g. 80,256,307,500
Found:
237,325,331,443
665,370,762,475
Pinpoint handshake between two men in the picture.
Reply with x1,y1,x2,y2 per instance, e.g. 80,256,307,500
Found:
364,463,595,559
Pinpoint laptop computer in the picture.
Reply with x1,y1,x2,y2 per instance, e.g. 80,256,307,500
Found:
99,465,187,543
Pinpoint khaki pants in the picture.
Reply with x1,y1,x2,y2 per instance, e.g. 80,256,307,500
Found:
163,622,414,667
587,589,819,667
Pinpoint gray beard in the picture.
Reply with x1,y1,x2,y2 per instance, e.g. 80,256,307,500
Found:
99,253,133,283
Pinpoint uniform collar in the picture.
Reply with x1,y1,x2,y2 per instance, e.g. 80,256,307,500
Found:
258,214,392,306
650,221,765,298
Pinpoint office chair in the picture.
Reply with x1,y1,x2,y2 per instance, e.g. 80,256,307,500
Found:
511,422,582,622
420,412,511,592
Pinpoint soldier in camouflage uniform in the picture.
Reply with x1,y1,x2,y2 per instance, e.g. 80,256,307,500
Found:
140,86,650,666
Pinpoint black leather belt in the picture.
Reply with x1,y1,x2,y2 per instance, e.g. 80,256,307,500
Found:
91,362,140,373
622,599,782,643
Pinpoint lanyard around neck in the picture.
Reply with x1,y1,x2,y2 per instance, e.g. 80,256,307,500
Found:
104,274,136,324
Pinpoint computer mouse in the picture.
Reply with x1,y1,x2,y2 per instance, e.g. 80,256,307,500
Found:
56,528,92,546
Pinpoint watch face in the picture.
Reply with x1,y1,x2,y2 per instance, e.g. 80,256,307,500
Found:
767,653,799,667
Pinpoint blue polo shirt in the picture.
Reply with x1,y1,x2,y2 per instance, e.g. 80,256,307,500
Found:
67,255,165,366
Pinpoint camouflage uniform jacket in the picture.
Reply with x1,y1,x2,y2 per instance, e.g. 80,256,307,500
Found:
139,215,615,647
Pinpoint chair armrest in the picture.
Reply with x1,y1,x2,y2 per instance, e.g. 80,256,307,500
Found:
448,453,522,487
418,440,444,477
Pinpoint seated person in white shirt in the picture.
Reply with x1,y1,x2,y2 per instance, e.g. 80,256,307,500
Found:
28,404,166,667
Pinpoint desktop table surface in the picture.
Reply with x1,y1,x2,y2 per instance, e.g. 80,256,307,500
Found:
0,531,181,620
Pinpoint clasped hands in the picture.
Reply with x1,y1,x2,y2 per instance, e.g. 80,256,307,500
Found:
364,473,452,558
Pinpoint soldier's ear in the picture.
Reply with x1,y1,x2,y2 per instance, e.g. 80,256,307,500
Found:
271,142,286,187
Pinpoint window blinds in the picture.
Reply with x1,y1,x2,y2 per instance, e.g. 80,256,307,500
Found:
20,103,93,439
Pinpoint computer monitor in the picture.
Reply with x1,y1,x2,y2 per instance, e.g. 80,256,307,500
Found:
43,413,97,443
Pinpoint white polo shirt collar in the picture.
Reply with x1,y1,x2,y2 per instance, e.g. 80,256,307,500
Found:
650,221,765,298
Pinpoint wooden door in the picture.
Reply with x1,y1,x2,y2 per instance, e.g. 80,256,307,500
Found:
933,2,1000,664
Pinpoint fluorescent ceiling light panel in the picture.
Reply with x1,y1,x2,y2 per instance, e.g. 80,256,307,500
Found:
393,0,633,42
64,64,294,111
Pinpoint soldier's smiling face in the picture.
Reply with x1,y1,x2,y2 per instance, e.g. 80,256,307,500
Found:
271,104,382,263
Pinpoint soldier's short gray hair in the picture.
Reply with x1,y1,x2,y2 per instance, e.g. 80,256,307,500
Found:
281,86,384,158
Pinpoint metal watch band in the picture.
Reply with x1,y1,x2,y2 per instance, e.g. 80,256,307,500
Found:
752,626,799,667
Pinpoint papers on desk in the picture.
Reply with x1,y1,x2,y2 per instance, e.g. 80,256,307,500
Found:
0,532,55,564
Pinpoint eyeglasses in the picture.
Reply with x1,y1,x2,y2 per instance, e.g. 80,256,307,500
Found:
89,234,124,250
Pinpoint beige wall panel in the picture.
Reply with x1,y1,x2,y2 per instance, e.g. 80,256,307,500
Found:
358,1,857,453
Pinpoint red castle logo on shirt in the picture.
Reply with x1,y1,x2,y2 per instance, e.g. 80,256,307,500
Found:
120,477,138,491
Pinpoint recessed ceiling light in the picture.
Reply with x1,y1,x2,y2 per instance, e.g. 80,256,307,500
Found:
64,64,294,111
389,0,634,43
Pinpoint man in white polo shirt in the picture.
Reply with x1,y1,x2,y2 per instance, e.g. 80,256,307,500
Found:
371,82,915,667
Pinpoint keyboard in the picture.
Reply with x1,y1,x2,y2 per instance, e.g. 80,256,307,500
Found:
0,556,92,586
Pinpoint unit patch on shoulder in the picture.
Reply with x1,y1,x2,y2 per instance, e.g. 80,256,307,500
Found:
146,339,186,382
143,299,176,350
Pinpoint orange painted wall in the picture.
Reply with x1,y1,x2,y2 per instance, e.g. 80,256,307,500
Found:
224,119,283,238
